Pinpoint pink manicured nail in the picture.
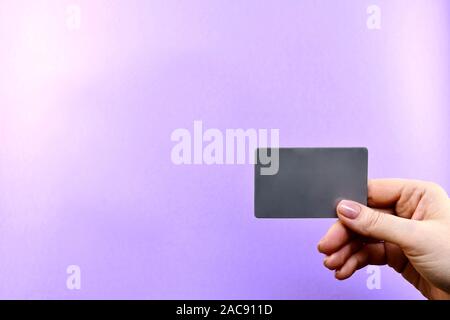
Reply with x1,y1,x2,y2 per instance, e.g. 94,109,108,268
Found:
338,200,361,219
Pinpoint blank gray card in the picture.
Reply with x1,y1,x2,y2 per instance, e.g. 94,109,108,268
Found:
254,148,368,218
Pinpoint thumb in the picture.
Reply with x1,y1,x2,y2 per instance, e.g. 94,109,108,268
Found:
336,200,416,247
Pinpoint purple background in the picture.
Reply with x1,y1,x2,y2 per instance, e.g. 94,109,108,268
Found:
0,0,449,299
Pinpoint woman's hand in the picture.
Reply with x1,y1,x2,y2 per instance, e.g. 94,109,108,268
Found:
318,179,450,300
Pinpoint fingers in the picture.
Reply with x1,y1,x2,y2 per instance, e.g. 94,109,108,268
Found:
323,241,407,274
323,240,362,270
336,200,418,248
368,178,413,207
324,242,408,281
368,178,448,209
335,248,369,280
335,243,386,280
318,221,354,255
319,178,446,282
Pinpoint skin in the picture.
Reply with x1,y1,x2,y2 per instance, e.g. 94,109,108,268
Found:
317,179,450,300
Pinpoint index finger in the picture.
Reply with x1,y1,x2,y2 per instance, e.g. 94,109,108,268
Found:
367,178,432,207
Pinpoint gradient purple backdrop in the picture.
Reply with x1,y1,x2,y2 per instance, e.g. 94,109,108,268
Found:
0,0,449,299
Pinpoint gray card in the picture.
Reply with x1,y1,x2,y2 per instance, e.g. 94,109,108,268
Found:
254,148,368,218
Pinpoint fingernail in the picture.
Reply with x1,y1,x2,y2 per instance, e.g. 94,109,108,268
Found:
338,200,361,219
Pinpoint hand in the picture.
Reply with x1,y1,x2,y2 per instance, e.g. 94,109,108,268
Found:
317,179,450,300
